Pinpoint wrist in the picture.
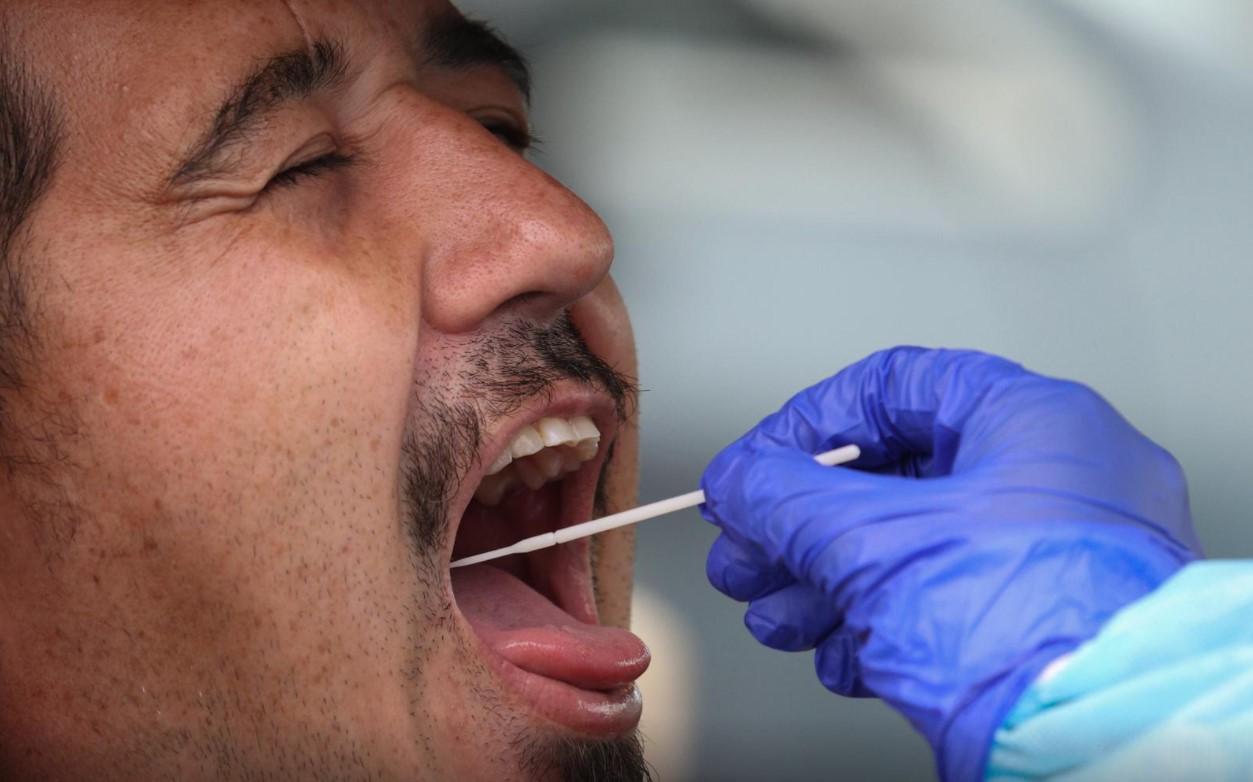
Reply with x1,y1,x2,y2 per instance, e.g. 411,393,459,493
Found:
930,642,1079,782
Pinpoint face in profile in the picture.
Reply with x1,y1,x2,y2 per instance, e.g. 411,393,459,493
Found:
0,1,648,779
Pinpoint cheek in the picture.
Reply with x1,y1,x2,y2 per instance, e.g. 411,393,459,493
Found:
0,224,442,739
36,228,424,605
571,277,640,629
101,249,410,463
570,277,636,378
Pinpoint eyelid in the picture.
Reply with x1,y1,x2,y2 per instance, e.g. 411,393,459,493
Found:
265,151,356,190
260,130,362,193
275,133,340,176
471,108,533,153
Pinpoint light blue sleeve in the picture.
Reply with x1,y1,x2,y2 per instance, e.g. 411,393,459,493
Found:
985,560,1253,782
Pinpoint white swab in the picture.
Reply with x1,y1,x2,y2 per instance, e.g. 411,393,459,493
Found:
450,444,861,569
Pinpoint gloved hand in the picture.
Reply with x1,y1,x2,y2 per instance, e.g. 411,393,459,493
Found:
700,348,1201,782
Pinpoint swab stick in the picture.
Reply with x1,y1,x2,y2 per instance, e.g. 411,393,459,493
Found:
450,444,861,569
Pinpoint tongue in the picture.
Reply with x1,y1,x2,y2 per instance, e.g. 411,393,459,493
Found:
452,565,650,690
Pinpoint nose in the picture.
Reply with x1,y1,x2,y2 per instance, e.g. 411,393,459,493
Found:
405,106,615,334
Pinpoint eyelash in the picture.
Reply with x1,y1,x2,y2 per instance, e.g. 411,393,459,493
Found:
265,118,533,193
481,120,536,154
266,151,357,191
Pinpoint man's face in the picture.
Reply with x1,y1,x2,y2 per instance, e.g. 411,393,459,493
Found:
0,1,647,780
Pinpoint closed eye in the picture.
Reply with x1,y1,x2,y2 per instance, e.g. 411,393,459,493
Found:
480,119,535,154
265,151,357,191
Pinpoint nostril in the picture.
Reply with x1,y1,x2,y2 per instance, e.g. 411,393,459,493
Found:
496,291,559,321
500,291,544,310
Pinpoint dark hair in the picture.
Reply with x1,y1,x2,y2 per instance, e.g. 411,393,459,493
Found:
0,33,59,426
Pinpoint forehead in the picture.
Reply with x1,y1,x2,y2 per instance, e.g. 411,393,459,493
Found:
14,0,464,124
20,0,453,62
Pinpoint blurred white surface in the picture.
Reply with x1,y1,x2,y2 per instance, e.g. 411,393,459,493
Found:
1056,0,1253,83
632,587,696,781
534,32,1134,234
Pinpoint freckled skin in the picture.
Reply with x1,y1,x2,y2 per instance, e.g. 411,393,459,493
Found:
0,1,640,780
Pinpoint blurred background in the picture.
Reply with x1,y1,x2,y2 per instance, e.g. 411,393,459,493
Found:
458,1,1253,779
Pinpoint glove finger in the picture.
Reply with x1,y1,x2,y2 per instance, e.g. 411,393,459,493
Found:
705,348,1027,486
814,627,873,697
703,447,964,594
744,581,842,652
706,532,794,602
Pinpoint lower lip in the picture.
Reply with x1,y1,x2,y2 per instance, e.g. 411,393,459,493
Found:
470,629,644,736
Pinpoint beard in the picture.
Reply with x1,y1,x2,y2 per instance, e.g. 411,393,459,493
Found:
525,733,654,782
397,312,649,782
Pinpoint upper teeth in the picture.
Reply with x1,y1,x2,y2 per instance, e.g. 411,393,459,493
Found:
475,416,601,506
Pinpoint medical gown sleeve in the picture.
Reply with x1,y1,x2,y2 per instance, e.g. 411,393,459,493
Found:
985,559,1253,782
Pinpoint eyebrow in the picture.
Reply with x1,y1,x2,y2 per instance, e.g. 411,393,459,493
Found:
424,14,531,103
171,39,347,186
170,16,530,188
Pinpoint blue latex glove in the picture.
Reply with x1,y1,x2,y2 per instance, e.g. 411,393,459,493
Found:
700,348,1201,782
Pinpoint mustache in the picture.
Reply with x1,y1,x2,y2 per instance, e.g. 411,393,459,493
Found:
476,314,636,424
400,313,638,559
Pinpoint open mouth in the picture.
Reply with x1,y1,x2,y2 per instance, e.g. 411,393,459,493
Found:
449,408,650,736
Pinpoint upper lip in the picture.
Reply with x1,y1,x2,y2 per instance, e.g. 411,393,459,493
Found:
441,383,621,565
